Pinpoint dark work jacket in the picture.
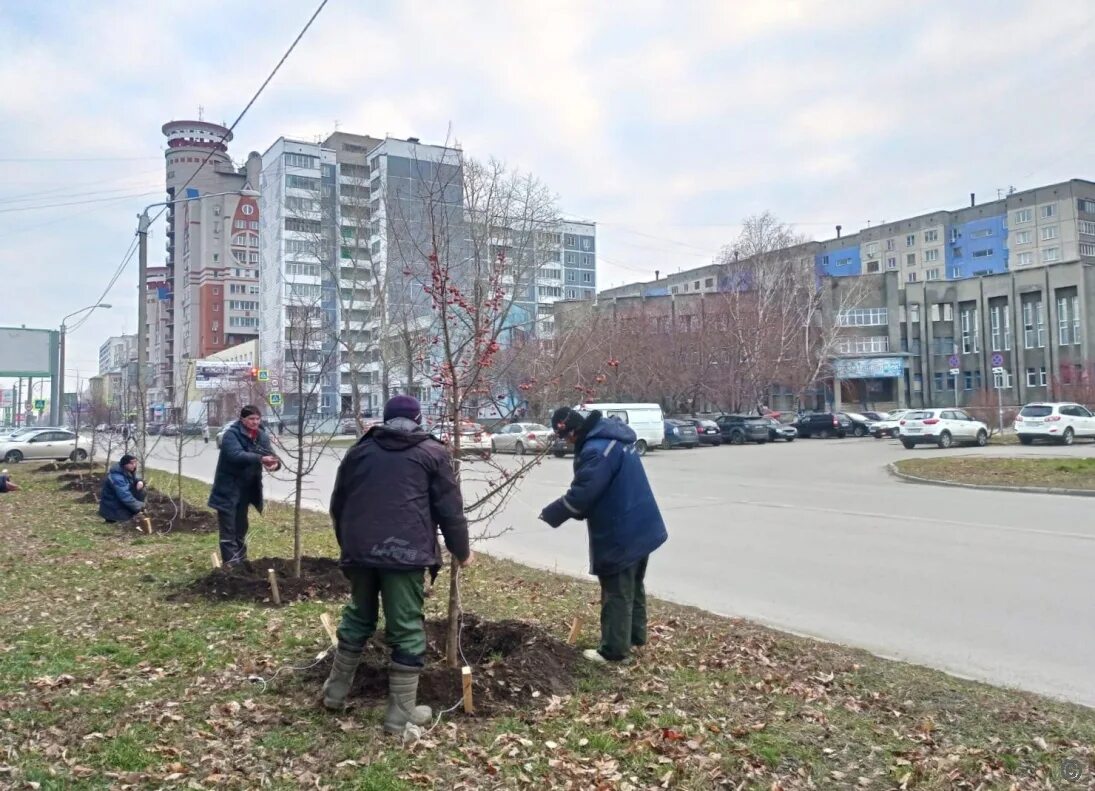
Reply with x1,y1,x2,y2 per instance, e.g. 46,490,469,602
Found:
547,412,668,576
330,422,469,571
99,463,143,522
207,422,276,514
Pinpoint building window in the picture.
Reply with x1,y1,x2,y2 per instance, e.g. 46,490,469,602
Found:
566,271,575,282
1014,208,1033,224
1040,225,1058,241
865,242,879,257
960,306,980,354
886,257,896,269
924,229,939,243
972,248,995,259
993,369,1012,389
1026,367,1048,387
284,152,318,169
1017,251,1034,267
1014,230,1032,245
1057,294,1080,345
924,249,940,263
905,234,915,247
836,336,890,354
926,268,940,280
907,271,917,283
837,307,888,326
564,252,577,265
909,303,920,323
694,280,700,290
970,228,993,238
704,278,713,288
286,174,319,191
1079,199,1095,214
1023,297,1045,349
671,286,679,294
581,272,592,283
564,234,578,249
1079,220,1095,236
1040,204,1056,219
951,267,962,278
567,289,576,299
1043,247,1060,263
1080,243,1095,257
963,370,982,390
990,303,1011,352
885,238,895,251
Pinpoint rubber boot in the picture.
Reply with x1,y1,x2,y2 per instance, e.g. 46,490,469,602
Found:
382,662,432,735
321,644,362,710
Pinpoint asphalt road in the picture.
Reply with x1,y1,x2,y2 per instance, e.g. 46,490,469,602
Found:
140,433,1095,707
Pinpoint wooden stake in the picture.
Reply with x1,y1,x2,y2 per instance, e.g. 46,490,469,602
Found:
461,666,474,714
267,568,281,605
320,613,338,647
141,517,153,535
211,551,222,570
567,615,582,645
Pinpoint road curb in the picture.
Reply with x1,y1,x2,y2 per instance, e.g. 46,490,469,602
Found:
887,463,1095,498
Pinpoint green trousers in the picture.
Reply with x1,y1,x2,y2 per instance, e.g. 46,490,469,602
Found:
337,567,427,666
597,556,649,661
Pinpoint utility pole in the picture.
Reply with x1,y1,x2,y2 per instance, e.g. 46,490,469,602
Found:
56,326,66,426
137,210,150,468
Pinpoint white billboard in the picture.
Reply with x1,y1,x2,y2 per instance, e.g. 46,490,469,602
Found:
0,327,54,376
194,359,253,390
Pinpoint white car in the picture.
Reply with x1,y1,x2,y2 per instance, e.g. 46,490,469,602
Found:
871,409,910,439
430,422,492,460
1014,402,1095,446
490,422,553,455
899,408,989,449
0,428,86,463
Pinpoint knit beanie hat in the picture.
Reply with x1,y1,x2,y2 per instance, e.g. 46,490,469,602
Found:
119,454,137,467
551,406,584,437
383,394,422,424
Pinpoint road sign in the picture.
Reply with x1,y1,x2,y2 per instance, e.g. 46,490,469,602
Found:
257,369,270,382
947,355,959,367
991,353,1004,367
992,366,1006,375
33,399,45,411
948,368,960,376
267,392,282,406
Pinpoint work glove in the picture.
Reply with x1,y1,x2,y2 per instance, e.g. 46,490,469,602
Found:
539,498,572,528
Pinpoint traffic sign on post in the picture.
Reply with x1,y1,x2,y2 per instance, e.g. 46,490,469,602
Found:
267,392,282,406
947,355,960,368
257,369,270,382
33,399,45,411
991,353,1005,368
948,368,960,376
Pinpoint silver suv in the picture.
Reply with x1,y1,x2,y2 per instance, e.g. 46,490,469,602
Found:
1014,402,1095,446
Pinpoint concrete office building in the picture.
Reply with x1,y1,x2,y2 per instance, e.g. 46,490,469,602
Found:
98,335,136,376
150,120,262,420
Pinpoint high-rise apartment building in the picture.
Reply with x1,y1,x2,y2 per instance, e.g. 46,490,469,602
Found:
98,335,136,376
149,120,261,417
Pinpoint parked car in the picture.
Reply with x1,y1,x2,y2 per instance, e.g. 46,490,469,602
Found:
491,422,553,455
761,416,797,442
840,412,874,438
180,423,204,436
146,423,165,436
676,417,723,446
899,408,988,449
1014,402,1095,445
430,421,492,460
793,412,850,439
576,402,665,456
0,429,85,463
715,414,769,445
859,411,888,422
663,419,699,449
870,409,910,438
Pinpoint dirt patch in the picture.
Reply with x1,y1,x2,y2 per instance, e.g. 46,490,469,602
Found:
76,492,97,504
33,461,94,474
174,556,349,604
62,474,103,492
301,614,579,716
60,473,216,534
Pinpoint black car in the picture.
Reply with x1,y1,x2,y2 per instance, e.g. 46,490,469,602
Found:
715,414,769,445
792,412,851,439
839,412,874,438
663,419,699,449
677,417,723,446
761,417,797,442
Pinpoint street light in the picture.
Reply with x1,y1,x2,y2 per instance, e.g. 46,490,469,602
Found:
134,188,259,463
53,303,112,425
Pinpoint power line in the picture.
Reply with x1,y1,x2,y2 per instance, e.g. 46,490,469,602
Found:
0,174,162,206
0,190,161,215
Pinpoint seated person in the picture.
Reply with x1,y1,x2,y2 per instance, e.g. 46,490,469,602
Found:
99,454,146,523
0,470,19,493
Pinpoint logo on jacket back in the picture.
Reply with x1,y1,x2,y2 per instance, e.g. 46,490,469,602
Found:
369,537,420,563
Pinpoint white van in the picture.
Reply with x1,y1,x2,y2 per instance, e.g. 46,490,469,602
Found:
576,402,665,455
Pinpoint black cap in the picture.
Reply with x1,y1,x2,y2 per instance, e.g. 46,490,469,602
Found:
119,454,137,467
550,406,584,438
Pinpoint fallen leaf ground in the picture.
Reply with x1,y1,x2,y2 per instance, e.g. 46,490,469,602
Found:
895,456,1095,491
2,465,1094,790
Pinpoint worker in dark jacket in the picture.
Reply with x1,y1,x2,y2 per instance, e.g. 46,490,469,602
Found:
98,454,145,523
324,395,472,734
207,405,280,566
541,408,668,664
0,470,20,493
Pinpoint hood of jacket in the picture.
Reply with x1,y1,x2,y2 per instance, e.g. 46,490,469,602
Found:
578,410,637,448
354,422,433,455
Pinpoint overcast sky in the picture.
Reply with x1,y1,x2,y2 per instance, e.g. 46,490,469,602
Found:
1,0,1093,396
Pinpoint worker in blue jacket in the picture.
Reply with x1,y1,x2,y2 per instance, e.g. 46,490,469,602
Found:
98,454,146,523
540,407,668,664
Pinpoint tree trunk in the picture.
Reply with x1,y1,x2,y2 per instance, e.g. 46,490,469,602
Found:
445,556,461,668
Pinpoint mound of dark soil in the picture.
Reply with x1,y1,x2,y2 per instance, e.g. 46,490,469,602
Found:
62,474,103,492
34,461,94,473
76,492,97,504
60,473,215,534
301,614,579,716
175,556,348,604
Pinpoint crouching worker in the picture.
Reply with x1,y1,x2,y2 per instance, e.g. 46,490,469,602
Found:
0,470,20,493
324,395,473,734
99,454,146,523
540,407,668,664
